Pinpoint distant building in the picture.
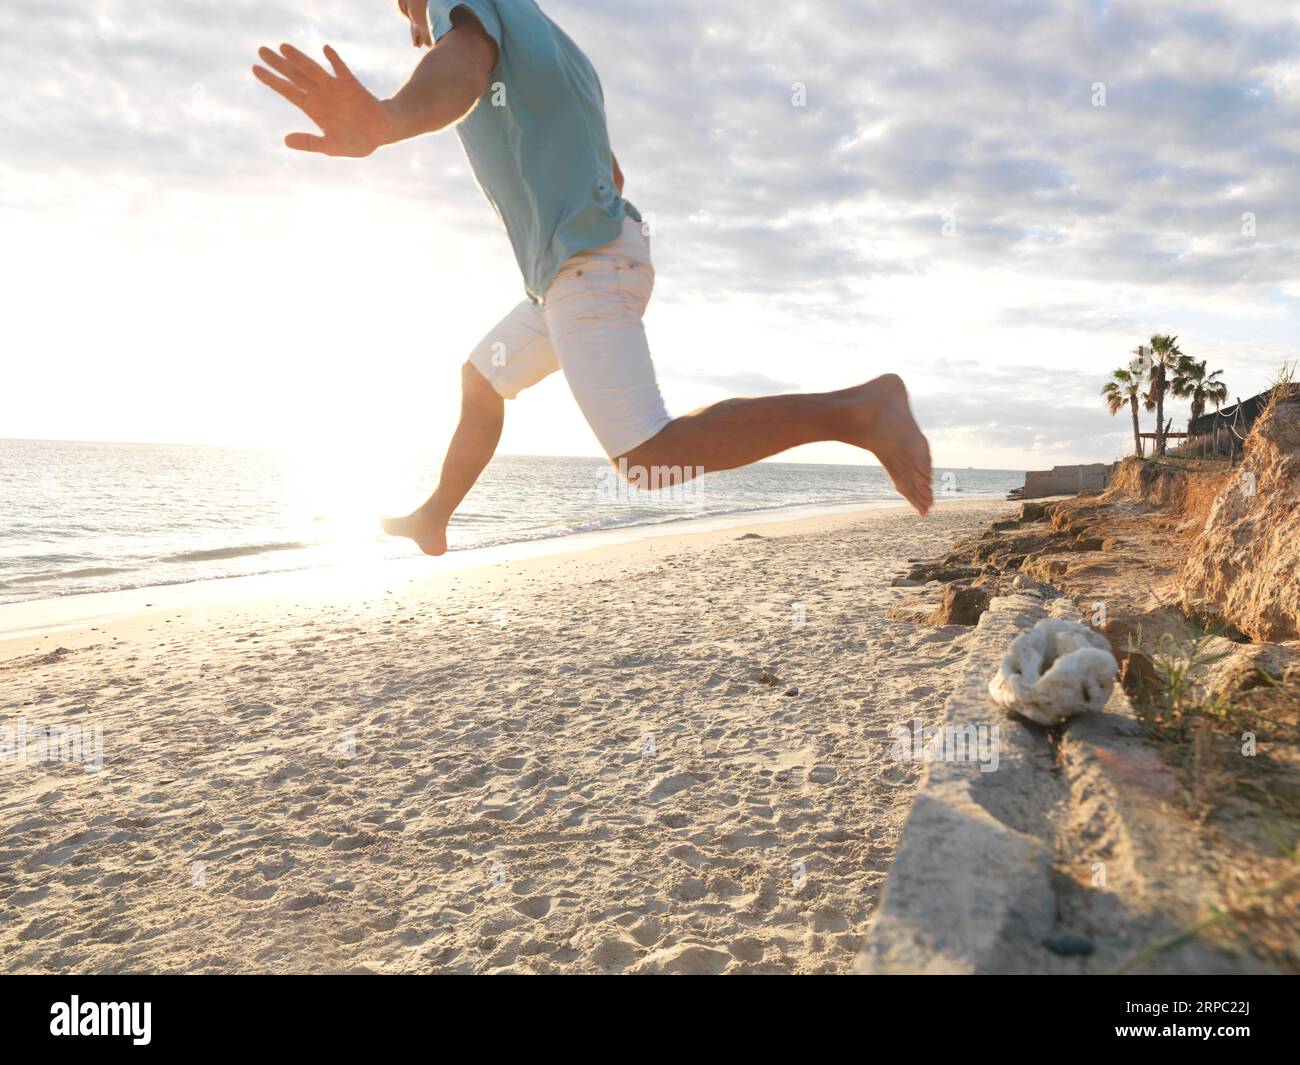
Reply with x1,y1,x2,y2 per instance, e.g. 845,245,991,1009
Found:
1009,463,1114,500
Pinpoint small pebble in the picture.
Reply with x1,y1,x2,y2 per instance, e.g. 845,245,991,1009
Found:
1042,934,1094,957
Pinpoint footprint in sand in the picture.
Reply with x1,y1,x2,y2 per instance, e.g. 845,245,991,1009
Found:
627,918,664,947
281,892,328,912
330,832,376,852
590,935,641,971
10,886,51,906
811,904,849,932
513,895,553,920
18,916,62,941
670,876,707,902
645,771,705,803
87,922,138,945
634,943,730,975
728,936,765,962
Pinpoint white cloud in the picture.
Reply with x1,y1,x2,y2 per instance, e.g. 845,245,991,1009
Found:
2,0,1297,467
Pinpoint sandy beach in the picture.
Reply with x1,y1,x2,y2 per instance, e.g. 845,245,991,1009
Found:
1,500,1008,974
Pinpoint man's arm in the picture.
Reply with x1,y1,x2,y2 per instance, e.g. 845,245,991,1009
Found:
252,15,498,157
382,13,499,143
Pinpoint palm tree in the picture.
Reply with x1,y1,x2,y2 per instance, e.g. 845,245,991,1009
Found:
1102,366,1145,457
1142,334,1182,455
1172,356,1228,424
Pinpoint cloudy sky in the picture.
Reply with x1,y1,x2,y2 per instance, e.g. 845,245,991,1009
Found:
2,0,1297,469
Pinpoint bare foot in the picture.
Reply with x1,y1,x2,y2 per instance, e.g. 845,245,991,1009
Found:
840,374,933,516
380,503,449,556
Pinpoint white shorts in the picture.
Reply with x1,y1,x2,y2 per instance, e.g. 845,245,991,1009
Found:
467,215,671,458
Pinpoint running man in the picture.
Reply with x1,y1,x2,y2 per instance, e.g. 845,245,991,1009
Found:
253,0,933,556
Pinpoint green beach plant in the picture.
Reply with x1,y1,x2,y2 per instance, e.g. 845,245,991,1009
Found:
1265,359,1297,408
1150,630,1231,720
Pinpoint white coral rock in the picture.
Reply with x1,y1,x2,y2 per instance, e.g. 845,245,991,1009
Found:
987,618,1118,725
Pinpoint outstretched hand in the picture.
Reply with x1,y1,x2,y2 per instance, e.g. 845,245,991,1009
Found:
252,44,392,157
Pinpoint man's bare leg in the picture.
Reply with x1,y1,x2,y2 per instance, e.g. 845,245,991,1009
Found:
381,362,504,555
618,373,933,515
386,371,931,555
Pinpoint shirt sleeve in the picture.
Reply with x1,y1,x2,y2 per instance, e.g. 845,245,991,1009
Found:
427,0,503,48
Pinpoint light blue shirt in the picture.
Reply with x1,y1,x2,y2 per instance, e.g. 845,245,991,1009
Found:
428,0,640,302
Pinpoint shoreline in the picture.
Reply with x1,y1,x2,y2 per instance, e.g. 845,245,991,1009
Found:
0,497,1004,653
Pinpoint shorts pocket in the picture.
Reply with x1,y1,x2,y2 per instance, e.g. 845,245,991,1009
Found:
618,256,654,313
546,259,650,320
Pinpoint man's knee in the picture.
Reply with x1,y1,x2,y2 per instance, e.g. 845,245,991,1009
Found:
611,431,702,490
613,433,661,479
614,418,678,470
462,360,503,407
